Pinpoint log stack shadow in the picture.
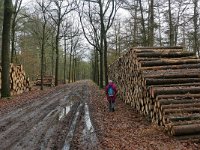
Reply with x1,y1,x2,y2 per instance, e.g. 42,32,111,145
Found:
108,46,200,138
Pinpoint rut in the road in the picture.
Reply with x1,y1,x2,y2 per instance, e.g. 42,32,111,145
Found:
0,82,100,150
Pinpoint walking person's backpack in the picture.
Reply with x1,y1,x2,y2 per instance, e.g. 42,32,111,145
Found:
108,85,114,96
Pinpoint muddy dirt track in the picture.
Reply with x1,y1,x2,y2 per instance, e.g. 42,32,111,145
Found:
0,80,199,150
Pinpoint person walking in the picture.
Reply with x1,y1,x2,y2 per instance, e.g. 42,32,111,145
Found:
105,80,117,112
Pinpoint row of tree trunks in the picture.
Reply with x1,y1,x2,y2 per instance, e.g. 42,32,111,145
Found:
108,47,200,138
0,64,31,96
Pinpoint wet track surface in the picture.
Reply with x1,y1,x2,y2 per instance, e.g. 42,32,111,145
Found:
0,81,100,150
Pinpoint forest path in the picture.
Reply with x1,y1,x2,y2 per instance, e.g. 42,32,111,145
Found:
0,81,100,150
0,80,199,150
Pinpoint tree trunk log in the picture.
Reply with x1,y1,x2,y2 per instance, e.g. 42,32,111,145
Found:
141,59,200,67
151,86,200,98
142,63,200,70
137,51,194,58
157,99,200,106
146,78,200,86
171,124,200,136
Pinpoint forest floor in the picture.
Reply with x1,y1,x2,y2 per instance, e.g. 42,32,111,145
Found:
0,80,199,150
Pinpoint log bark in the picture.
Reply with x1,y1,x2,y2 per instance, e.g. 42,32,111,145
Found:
161,103,200,111
151,86,200,98
138,56,197,61
163,108,200,115
156,94,200,100
134,46,183,50
141,59,200,67
148,83,200,89
142,63,200,70
167,114,200,122
157,99,200,106
171,124,200,136
146,78,200,85
144,72,200,79
137,51,194,58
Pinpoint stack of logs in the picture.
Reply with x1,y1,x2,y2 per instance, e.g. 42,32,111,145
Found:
35,75,55,87
108,46,200,138
0,64,31,96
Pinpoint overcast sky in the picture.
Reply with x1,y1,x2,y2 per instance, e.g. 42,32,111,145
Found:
21,0,131,19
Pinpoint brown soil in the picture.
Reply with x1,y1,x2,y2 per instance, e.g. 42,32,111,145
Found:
0,81,199,150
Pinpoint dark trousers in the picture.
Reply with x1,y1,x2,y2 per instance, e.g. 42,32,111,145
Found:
108,100,115,112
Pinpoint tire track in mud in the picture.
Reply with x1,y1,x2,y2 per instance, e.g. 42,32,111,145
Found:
0,88,67,129
70,82,101,150
1,94,66,149
62,103,83,150
0,85,74,149
0,81,100,149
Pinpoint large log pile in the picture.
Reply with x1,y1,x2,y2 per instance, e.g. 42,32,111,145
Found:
108,46,200,137
0,64,31,96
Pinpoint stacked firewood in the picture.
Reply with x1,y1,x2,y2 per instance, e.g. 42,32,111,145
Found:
0,64,31,96
108,46,200,137
35,75,55,87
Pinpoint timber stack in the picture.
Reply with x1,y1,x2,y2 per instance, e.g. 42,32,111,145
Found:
35,75,55,87
0,64,31,96
108,46,200,138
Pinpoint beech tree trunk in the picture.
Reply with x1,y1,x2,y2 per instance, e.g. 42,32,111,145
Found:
1,0,13,97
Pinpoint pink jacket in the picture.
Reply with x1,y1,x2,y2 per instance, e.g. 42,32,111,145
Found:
105,82,117,102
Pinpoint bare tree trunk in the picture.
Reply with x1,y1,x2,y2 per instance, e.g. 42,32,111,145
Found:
93,47,99,85
99,49,103,88
157,6,162,46
99,1,104,88
55,23,60,86
68,37,73,83
96,49,99,85
11,20,16,63
64,36,67,84
139,0,147,46
1,0,12,97
11,0,22,63
40,20,46,90
193,0,198,55
74,58,77,82
72,55,75,82
51,38,54,76
133,0,138,47
104,33,108,86
168,0,174,46
149,0,154,46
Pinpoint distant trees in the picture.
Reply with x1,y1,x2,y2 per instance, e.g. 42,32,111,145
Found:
78,0,121,87
122,0,199,53
48,0,76,86
35,0,51,90
11,0,23,63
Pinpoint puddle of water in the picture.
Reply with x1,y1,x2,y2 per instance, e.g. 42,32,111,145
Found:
62,104,83,150
58,101,73,121
82,103,99,147
84,104,94,132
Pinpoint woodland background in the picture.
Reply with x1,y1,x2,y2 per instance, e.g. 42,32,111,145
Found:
0,0,199,89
